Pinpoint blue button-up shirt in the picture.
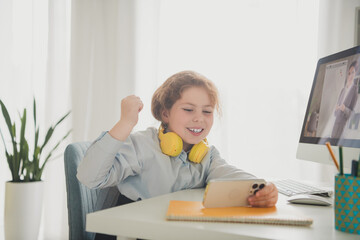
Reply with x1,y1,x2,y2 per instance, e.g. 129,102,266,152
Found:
77,127,256,201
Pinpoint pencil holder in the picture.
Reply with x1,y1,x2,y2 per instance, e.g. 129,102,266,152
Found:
334,174,360,235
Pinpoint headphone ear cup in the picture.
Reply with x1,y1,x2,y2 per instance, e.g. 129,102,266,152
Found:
188,140,209,163
159,132,183,157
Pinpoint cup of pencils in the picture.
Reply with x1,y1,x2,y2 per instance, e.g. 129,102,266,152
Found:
326,142,360,234
334,174,360,234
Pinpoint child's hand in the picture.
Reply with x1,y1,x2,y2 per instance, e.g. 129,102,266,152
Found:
247,182,278,207
120,95,144,127
109,95,143,141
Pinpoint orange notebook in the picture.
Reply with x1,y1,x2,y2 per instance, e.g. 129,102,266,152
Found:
166,200,313,226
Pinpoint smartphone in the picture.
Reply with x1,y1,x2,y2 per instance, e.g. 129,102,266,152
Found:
202,179,266,208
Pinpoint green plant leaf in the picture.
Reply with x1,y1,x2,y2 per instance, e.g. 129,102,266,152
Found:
38,129,71,180
19,109,26,145
43,129,71,162
33,127,39,166
6,153,14,177
10,122,20,179
7,154,20,182
11,123,17,155
0,128,8,155
1,98,70,182
19,109,26,172
0,100,14,140
34,127,39,147
0,100,19,180
20,139,29,174
0,127,13,177
23,158,33,182
33,98,36,128
11,123,16,139
40,111,70,153
34,146,40,161
54,111,71,128
40,127,54,153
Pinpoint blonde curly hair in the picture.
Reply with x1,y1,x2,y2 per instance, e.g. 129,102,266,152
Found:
151,70,220,126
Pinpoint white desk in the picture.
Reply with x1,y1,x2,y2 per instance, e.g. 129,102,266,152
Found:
86,188,359,240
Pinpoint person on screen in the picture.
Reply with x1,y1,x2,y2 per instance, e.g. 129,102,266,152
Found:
331,60,359,139
77,70,278,211
305,111,318,137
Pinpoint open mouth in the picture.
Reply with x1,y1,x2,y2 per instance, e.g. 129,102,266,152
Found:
187,128,204,134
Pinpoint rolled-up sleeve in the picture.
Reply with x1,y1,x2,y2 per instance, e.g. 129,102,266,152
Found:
77,132,142,189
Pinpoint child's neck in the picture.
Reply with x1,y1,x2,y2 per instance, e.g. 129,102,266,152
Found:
183,143,193,152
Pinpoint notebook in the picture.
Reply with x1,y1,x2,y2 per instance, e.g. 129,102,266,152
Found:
166,200,313,226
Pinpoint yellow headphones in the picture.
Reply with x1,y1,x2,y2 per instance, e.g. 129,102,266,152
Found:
158,127,209,163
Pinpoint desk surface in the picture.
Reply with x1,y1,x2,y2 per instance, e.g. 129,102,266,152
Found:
86,188,358,240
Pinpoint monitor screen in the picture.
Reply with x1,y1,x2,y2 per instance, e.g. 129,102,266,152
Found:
297,46,360,168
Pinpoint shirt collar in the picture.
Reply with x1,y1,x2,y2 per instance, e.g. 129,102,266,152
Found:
178,150,189,164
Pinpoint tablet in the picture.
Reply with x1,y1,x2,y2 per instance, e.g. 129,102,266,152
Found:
202,179,266,208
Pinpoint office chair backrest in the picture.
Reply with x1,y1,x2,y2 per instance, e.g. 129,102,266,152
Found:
64,142,119,240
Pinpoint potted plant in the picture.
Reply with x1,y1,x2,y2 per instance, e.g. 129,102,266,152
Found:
0,99,71,240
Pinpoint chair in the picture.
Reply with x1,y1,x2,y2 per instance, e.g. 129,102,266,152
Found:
64,142,120,240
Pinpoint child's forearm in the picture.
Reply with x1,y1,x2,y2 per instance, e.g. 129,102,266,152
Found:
109,119,135,141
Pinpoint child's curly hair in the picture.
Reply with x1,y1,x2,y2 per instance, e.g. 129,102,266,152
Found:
151,70,220,126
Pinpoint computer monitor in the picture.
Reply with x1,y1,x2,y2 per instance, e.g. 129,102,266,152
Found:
297,45,360,169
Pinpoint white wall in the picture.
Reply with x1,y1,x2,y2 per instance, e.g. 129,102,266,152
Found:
318,0,360,58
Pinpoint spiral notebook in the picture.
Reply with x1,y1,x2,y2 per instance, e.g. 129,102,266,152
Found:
166,200,313,226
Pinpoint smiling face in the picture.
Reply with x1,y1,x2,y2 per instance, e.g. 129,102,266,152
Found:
162,86,214,151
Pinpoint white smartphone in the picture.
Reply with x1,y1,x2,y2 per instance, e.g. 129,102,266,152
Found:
202,179,266,208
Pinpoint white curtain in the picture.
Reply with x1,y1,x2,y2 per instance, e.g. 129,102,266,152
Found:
1,0,360,239
70,0,137,143
0,0,71,239
40,0,71,239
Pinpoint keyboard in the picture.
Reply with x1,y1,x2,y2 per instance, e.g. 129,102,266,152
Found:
273,179,333,197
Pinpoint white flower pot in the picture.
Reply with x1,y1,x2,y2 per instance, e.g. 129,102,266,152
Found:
4,181,44,240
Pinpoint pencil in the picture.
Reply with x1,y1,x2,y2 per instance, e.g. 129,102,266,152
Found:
339,145,344,175
325,142,340,171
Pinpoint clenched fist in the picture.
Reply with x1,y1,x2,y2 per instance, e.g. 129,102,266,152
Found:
109,95,143,141
120,95,144,127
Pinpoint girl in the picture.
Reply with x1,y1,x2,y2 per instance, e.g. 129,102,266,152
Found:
77,70,278,208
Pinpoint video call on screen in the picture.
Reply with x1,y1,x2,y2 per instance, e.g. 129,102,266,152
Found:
302,52,360,147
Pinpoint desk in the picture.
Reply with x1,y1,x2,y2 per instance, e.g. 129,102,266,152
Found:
86,188,358,240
